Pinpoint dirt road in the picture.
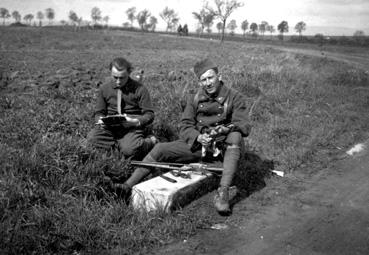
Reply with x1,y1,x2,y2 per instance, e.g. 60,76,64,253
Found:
156,139,369,255
161,33,369,72
274,46,369,72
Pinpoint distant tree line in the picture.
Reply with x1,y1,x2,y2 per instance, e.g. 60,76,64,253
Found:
0,0,367,46
0,7,55,26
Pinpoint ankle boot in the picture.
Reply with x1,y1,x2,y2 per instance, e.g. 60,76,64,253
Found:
214,186,230,214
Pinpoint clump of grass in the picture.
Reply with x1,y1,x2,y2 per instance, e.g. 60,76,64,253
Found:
0,134,212,254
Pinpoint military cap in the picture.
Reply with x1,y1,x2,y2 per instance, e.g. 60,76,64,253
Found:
193,58,218,78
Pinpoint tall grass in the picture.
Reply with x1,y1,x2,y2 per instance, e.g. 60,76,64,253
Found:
1,27,369,254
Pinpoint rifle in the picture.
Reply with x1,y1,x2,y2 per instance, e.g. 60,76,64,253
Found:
130,160,284,183
130,161,223,183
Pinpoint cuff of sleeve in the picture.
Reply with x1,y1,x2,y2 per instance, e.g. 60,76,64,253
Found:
191,140,201,152
95,114,104,122
137,112,154,127
136,116,146,127
189,134,201,152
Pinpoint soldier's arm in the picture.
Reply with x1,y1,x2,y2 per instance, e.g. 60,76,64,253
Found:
179,97,201,149
94,87,107,123
136,85,155,127
230,94,252,137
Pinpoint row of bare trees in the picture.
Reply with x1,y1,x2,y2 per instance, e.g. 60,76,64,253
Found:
2,1,365,41
191,2,306,41
124,7,159,31
124,6,181,32
0,0,288,38
190,1,304,41
0,0,241,39
191,0,243,41
237,20,293,40
0,7,55,26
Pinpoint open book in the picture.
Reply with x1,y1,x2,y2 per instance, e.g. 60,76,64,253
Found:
101,115,127,126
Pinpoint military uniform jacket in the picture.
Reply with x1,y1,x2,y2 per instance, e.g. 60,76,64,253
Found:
94,77,154,128
179,82,251,150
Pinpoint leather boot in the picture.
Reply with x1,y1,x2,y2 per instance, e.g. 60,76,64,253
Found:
101,176,132,201
214,186,231,214
214,186,239,215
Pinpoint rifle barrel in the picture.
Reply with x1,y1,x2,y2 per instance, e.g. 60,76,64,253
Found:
130,161,185,171
130,161,224,173
130,161,184,167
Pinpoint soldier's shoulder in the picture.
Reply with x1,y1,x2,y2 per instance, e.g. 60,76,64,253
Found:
228,86,246,98
180,89,199,111
129,77,145,88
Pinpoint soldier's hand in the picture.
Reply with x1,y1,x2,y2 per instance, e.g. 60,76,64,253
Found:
209,129,218,136
214,125,230,135
96,117,106,127
123,114,140,127
197,133,213,146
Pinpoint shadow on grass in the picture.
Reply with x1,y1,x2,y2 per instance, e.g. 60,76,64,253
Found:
230,150,274,210
158,150,274,214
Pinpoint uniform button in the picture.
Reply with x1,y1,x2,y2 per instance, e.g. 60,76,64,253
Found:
199,120,202,123
199,104,204,108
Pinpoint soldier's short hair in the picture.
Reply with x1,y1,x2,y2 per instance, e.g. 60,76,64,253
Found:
109,57,133,73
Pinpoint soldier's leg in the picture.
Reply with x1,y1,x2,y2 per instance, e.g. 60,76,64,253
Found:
124,140,201,188
86,125,116,150
215,131,242,214
221,131,243,186
117,131,157,160
148,140,202,163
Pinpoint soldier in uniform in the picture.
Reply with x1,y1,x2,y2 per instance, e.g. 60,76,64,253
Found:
120,58,251,214
86,57,157,160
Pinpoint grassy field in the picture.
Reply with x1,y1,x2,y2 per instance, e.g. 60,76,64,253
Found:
1,27,369,254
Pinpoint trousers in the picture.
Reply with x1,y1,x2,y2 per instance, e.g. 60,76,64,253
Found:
146,131,243,187
86,125,153,160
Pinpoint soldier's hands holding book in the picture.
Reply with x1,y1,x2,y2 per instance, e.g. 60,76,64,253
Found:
97,114,140,128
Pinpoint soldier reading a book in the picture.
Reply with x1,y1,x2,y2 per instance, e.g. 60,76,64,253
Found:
86,57,157,159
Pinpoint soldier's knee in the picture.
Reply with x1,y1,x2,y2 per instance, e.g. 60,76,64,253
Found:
120,144,140,157
148,143,167,159
86,129,109,149
226,131,242,146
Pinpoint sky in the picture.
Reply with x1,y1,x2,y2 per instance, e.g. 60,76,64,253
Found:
1,0,369,36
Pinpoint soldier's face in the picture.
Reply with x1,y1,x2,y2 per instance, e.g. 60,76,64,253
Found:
111,66,129,87
199,69,221,95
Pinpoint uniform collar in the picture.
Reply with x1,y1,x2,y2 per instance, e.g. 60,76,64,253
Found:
198,82,229,104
